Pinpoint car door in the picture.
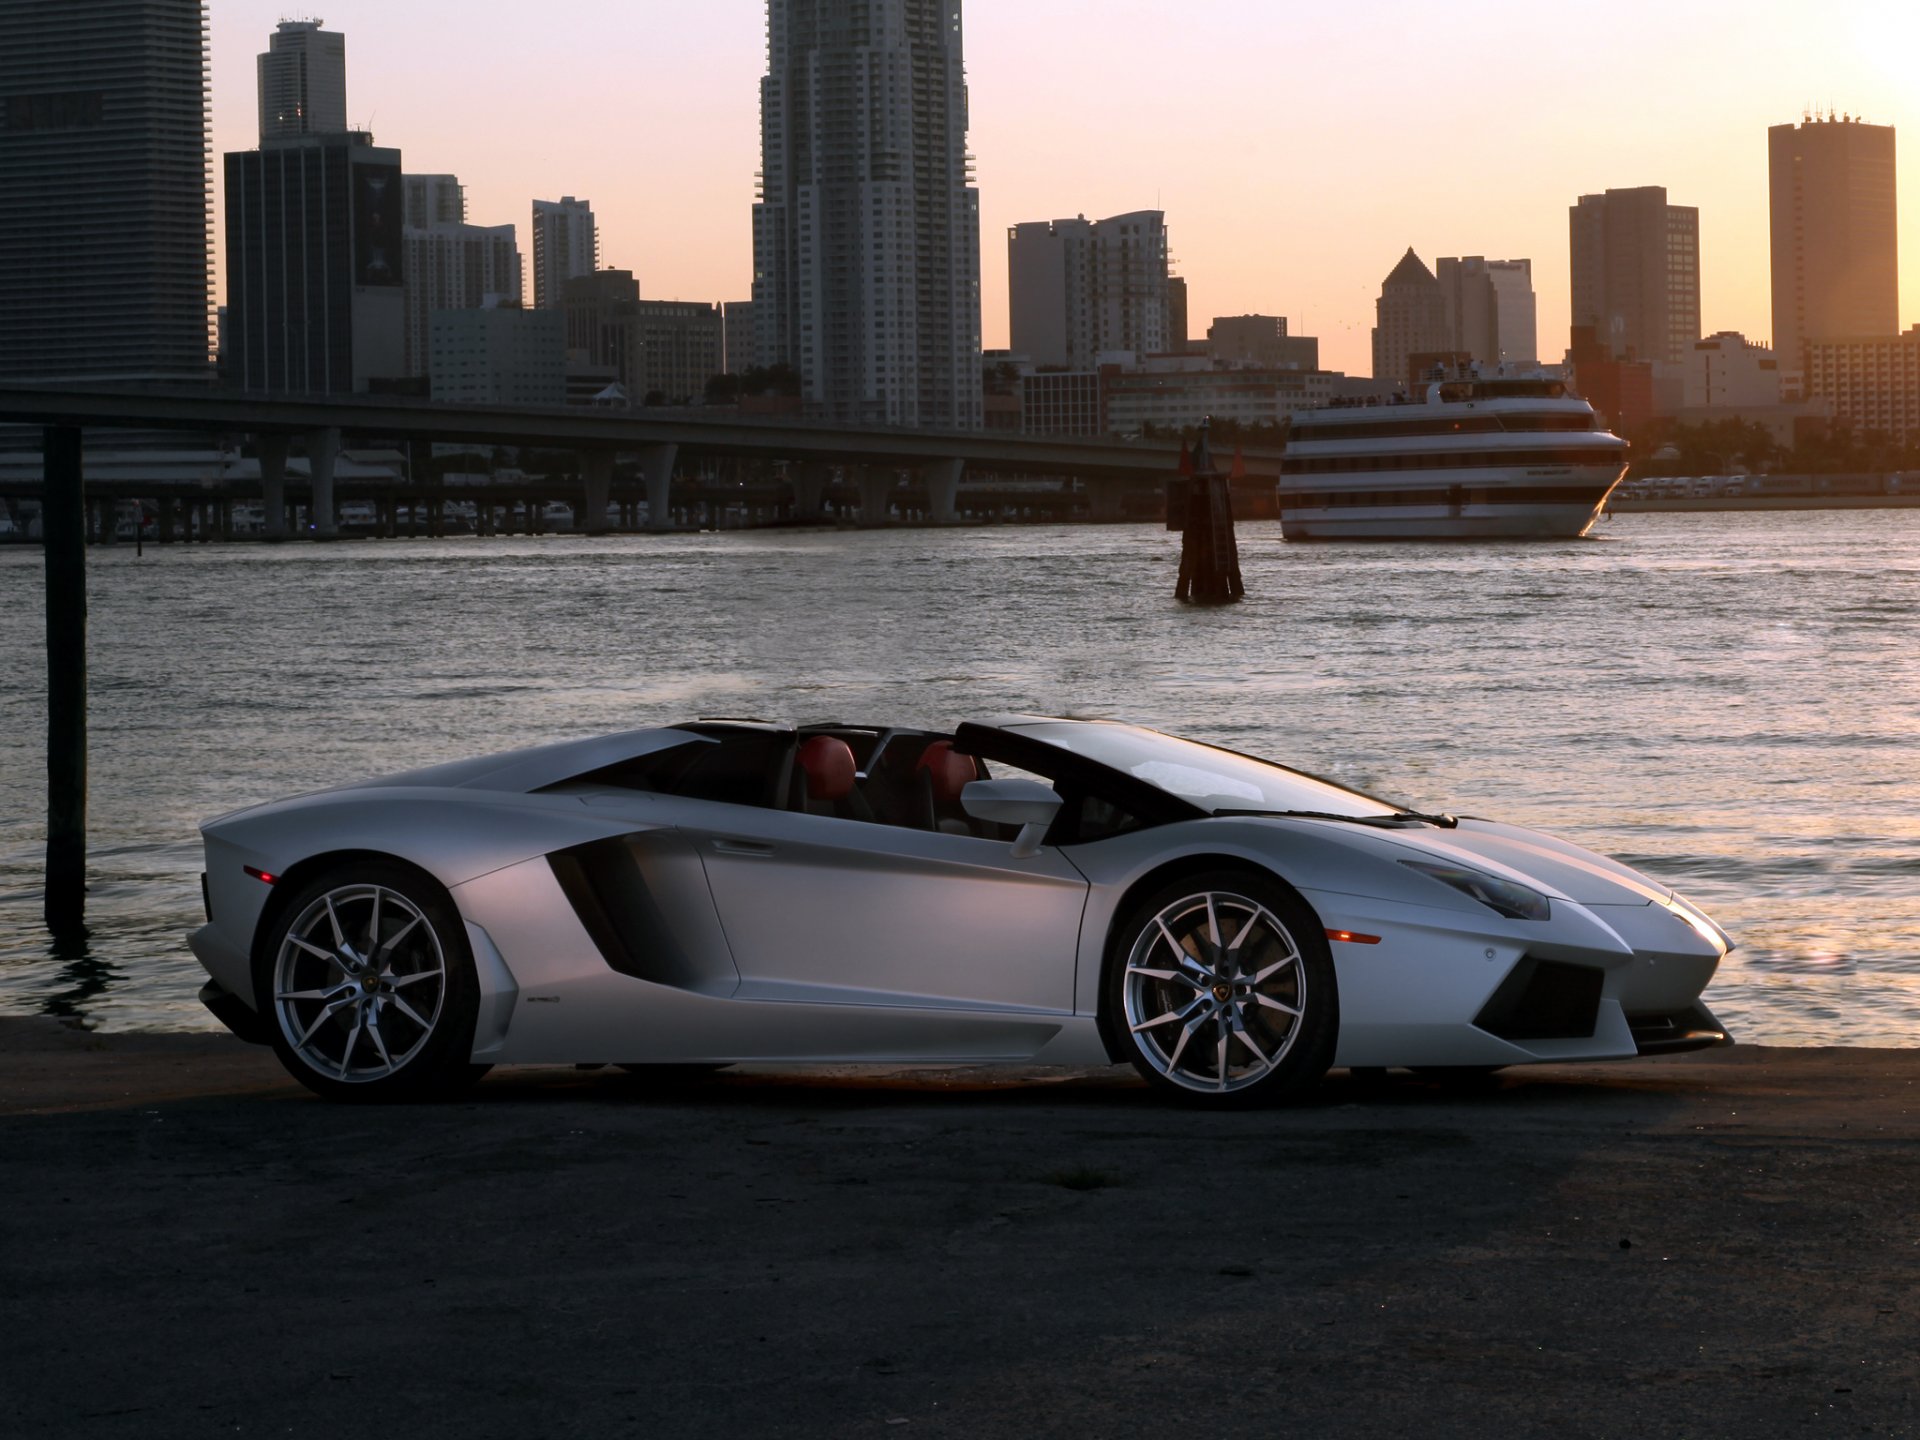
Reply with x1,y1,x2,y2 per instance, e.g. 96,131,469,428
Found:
684,800,1090,1015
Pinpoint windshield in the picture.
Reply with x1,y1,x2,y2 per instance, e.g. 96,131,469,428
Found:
1004,722,1402,818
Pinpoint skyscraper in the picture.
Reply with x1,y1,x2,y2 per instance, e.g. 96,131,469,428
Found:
225,132,406,393
1769,115,1898,379
753,0,983,429
0,0,210,383
531,198,599,310
1436,256,1537,366
257,19,347,140
1568,187,1700,366
1007,211,1170,369
1371,249,1450,385
401,172,523,377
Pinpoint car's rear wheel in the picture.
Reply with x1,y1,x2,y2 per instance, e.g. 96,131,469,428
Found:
257,862,485,1102
1107,870,1337,1106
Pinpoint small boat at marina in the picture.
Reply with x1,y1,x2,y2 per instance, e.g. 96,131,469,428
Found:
1278,366,1630,540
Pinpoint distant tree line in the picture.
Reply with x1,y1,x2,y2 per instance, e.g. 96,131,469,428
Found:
702,364,802,406
1626,417,1920,477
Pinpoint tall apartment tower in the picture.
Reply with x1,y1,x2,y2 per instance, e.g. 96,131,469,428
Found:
1436,256,1538,366
1371,249,1450,385
226,19,403,393
1769,115,1897,380
257,20,347,140
1008,211,1170,369
401,172,524,377
532,198,599,310
1568,187,1700,366
753,0,983,429
0,0,210,383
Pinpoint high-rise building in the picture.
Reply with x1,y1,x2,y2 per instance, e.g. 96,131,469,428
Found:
1167,276,1190,355
1436,256,1537,366
1808,326,1920,441
430,304,566,408
405,174,466,229
1207,315,1319,371
0,0,210,383
224,131,405,393
753,0,982,428
403,222,522,379
257,19,347,141
723,300,758,375
1683,332,1780,410
532,198,599,310
1008,211,1170,369
1371,249,1450,385
633,301,725,404
562,270,642,399
1769,115,1898,382
1568,186,1700,366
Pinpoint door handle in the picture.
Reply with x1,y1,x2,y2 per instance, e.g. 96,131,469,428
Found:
711,839,775,857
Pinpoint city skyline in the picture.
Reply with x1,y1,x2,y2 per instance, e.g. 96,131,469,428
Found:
200,2,1920,380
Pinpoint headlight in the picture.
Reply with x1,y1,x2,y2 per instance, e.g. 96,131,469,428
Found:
1401,860,1552,921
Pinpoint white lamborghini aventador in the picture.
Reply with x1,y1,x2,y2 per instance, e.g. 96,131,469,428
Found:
188,718,1732,1104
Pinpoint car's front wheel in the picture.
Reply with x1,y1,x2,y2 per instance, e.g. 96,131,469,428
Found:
257,862,485,1102
1107,870,1338,1106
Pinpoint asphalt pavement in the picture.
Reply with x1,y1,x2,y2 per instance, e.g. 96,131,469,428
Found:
3,1017,1917,1438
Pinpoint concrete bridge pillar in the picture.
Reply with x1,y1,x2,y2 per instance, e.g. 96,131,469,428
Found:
306,427,341,540
791,463,831,521
582,452,613,536
1088,479,1124,523
258,434,289,540
639,444,677,532
856,466,894,526
924,457,964,524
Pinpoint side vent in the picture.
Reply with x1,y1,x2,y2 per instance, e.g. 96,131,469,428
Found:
1473,958,1604,1041
548,836,704,990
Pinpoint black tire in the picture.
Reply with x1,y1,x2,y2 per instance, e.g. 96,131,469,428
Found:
255,861,486,1102
1105,868,1338,1107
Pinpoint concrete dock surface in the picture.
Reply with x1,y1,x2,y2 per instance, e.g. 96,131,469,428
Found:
2,1017,1917,1438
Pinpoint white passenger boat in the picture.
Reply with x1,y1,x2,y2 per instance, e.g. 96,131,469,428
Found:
1279,367,1630,540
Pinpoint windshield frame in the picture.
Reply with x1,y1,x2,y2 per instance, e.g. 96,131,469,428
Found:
996,720,1409,819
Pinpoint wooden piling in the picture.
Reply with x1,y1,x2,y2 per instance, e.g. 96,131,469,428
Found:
43,426,88,935
1173,424,1245,604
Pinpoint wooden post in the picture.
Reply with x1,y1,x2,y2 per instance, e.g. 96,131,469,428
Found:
1174,423,1245,604
43,426,88,935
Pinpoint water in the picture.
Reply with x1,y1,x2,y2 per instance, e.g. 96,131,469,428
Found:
4,511,1917,1043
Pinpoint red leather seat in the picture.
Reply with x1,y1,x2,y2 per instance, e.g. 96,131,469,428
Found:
797,735,858,802
915,740,980,833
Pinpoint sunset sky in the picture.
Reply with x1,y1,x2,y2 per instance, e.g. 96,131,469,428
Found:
207,1,1919,378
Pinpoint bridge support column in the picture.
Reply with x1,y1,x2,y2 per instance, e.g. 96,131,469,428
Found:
923,457,963,524
639,444,677,532
582,452,613,536
258,434,289,540
856,466,894,527
791,463,831,521
43,426,86,937
305,428,340,539
1089,479,1124,523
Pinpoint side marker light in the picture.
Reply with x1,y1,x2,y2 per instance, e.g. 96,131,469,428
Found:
1325,929,1381,945
244,866,276,884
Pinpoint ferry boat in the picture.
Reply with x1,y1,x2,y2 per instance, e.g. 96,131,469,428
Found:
1278,367,1629,540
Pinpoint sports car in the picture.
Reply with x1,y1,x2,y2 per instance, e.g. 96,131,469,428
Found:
189,717,1733,1105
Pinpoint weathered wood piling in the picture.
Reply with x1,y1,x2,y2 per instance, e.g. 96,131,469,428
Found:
42,426,87,935
1170,424,1244,603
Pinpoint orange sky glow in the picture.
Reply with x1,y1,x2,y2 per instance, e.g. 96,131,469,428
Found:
208,0,1920,379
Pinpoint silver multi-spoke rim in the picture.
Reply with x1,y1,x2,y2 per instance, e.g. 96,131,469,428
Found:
1122,890,1306,1093
272,884,447,1083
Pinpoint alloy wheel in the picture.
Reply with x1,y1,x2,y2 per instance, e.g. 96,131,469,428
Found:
272,883,448,1083
1121,890,1307,1093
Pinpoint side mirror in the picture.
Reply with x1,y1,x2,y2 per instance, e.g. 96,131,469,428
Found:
961,778,1063,859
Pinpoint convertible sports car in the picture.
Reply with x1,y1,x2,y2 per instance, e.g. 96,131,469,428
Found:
189,717,1733,1105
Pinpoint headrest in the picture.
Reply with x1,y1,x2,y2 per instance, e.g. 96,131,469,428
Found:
915,740,978,805
797,735,857,801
